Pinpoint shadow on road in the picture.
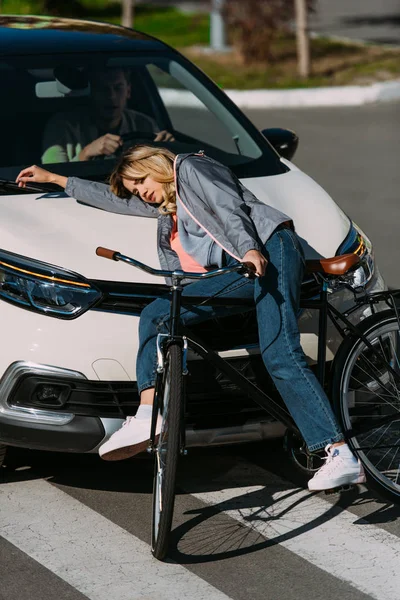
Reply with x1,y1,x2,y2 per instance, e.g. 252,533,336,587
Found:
167,485,381,564
1,442,397,565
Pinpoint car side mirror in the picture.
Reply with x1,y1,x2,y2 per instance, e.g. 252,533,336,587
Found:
261,128,299,161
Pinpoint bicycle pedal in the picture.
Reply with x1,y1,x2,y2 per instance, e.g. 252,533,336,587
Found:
324,484,354,495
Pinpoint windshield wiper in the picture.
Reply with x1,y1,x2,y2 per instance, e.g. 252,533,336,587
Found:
233,135,242,155
0,178,51,193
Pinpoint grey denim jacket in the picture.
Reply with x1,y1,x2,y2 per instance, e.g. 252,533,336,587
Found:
65,152,291,280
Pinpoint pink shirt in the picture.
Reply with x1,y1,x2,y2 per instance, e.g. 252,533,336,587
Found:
170,214,207,273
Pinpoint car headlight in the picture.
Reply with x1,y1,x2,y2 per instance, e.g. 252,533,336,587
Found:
336,222,375,290
0,249,101,319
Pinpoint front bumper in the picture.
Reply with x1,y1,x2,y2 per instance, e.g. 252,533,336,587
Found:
0,360,284,453
0,362,106,452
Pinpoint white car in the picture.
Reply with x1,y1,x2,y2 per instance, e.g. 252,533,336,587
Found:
0,16,385,456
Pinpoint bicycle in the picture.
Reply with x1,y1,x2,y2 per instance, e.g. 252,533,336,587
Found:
96,246,400,560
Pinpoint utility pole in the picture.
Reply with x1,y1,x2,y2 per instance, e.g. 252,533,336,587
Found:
122,0,134,29
294,0,310,78
210,0,227,51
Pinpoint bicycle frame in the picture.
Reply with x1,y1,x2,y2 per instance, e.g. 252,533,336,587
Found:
95,246,400,451
149,278,400,452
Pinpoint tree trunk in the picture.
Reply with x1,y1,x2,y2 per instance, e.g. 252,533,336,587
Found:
122,0,134,29
294,0,310,78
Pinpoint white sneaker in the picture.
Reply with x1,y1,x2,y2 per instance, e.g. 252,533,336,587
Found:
308,444,366,491
99,414,161,461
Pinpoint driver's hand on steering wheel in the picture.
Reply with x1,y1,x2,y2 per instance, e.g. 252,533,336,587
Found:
154,130,175,142
79,130,175,161
79,133,123,161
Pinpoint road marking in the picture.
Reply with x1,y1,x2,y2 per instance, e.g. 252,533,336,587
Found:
187,461,400,600
0,479,233,600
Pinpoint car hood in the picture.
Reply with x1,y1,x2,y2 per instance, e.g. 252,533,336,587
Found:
0,191,161,283
0,167,350,282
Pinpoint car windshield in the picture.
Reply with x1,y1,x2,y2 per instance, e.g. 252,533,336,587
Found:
0,51,285,189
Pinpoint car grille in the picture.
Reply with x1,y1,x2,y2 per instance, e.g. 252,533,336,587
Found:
91,277,321,318
90,277,320,352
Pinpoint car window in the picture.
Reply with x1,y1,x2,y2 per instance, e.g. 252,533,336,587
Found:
146,62,260,158
0,52,286,188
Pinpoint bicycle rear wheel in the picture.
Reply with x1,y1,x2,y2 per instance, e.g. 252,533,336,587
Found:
332,309,400,503
151,343,183,560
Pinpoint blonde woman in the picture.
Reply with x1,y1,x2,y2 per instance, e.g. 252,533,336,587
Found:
16,145,365,491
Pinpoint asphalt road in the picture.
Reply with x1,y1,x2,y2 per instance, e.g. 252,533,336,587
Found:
1,101,400,600
244,101,400,287
309,0,400,45
1,440,400,600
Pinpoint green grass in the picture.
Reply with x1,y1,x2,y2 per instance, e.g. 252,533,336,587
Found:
1,1,210,47
2,2,400,89
183,35,400,89
133,9,209,48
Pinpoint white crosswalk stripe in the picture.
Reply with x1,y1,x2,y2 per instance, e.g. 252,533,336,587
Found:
0,479,233,600
1,458,399,600
185,460,400,600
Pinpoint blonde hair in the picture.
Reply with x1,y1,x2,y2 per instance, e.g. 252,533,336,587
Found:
110,144,177,215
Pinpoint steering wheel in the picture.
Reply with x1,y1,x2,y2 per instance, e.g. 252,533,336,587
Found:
120,131,158,145
111,131,158,157
118,130,177,151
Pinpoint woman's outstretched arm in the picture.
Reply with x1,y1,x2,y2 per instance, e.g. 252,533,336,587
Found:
16,165,158,218
17,164,67,189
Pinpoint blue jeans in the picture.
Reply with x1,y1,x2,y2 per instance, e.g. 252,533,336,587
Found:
136,227,343,451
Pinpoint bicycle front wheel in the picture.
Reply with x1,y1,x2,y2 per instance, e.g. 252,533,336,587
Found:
151,343,183,561
332,309,400,503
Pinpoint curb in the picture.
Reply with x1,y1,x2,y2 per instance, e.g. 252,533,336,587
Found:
160,79,400,109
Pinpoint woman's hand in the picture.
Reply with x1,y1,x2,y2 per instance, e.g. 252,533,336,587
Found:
242,249,268,277
16,165,67,189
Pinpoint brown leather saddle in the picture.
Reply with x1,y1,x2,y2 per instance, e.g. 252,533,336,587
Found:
306,253,360,276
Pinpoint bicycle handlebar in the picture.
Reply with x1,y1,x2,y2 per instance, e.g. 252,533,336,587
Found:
96,247,119,261
96,246,255,280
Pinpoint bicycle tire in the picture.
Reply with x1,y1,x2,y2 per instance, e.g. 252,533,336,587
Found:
332,309,400,503
151,343,183,560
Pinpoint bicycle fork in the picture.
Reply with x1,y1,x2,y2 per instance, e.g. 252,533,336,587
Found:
148,275,189,455
148,333,189,454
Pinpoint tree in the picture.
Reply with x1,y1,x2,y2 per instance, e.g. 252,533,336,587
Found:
121,0,134,28
295,0,310,78
224,0,315,71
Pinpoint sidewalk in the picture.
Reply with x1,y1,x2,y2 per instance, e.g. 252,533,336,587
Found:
160,79,400,109
224,79,400,109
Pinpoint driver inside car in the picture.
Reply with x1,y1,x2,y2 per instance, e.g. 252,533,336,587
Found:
41,67,174,164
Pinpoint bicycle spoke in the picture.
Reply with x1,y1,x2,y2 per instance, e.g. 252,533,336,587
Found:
374,443,396,469
386,444,400,473
354,355,400,405
350,358,400,411
375,330,400,395
357,444,400,451
362,422,391,456
379,330,400,403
